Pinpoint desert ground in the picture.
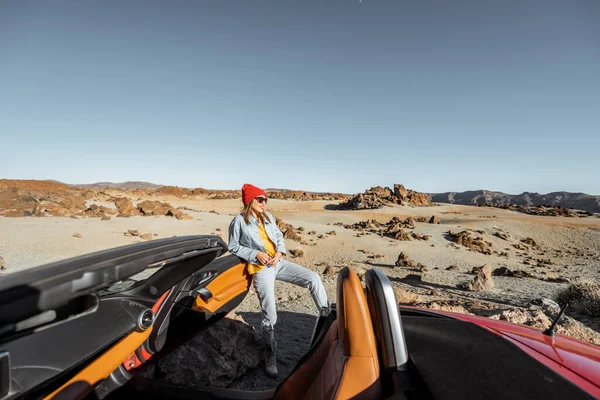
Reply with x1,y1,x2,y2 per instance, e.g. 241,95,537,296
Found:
1,188,600,390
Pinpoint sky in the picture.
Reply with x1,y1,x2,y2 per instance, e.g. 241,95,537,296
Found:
1,0,599,195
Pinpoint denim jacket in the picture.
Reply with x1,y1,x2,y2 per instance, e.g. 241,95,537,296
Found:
227,212,287,264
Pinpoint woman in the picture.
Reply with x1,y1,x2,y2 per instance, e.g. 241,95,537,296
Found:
228,183,329,378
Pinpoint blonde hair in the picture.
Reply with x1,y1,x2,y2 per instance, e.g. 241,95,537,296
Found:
242,201,271,225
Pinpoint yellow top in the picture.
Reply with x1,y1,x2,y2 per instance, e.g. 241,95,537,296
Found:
247,223,277,275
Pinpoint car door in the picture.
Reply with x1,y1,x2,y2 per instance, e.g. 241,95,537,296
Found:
113,253,253,373
0,235,252,400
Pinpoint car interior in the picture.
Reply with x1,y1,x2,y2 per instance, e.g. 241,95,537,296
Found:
0,236,595,400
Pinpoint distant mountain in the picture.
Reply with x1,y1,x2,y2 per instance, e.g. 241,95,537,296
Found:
72,181,164,190
430,190,600,213
266,188,351,195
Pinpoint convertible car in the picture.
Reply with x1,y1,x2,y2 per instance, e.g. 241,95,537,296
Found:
0,235,599,399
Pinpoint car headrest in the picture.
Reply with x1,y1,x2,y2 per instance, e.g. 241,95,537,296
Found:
336,267,378,358
365,268,409,370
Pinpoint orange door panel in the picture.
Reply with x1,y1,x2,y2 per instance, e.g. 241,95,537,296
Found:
193,263,251,313
45,328,152,399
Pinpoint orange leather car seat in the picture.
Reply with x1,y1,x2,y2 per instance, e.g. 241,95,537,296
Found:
274,267,380,399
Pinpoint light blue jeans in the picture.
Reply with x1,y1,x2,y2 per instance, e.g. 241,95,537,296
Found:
253,259,329,347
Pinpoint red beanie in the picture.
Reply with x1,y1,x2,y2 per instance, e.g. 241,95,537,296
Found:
242,184,266,206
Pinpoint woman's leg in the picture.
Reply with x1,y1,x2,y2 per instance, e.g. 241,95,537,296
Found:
252,266,279,378
275,259,329,311
252,266,278,345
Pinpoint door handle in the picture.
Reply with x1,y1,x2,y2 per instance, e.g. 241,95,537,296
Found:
196,288,212,302
192,270,218,291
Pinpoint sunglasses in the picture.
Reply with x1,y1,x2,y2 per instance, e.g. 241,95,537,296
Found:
255,197,268,204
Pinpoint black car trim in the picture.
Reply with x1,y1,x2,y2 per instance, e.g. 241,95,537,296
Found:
0,236,227,326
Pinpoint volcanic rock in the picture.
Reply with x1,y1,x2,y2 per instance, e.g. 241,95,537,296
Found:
447,230,492,255
167,209,193,220
336,184,431,210
395,252,426,270
494,231,510,241
395,252,413,268
521,237,538,247
556,279,600,317
276,218,303,242
124,229,140,237
290,248,304,258
394,288,423,304
425,301,472,315
114,198,134,215
394,184,432,206
138,200,171,216
145,315,262,388
344,217,430,241
323,265,336,275
490,308,551,329
458,264,495,291
492,267,534,278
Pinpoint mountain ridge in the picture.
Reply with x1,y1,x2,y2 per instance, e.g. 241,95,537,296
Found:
430,190,600,213
69,181,165,189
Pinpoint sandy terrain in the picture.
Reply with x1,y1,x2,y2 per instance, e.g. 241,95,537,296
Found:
1,194,600,389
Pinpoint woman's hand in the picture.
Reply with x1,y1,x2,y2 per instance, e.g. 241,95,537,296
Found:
256,251,273,266
271,252,282,266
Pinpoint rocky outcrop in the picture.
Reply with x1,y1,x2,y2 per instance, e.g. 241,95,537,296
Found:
490,308,552,329
429,216,440,224
0,185,92,218
126,200,193,220
0,189,44,217
83,204,117,219
275,218,303,242
336,184,431,210
394,184,431,206
447,230,492,255
344,217,431,241
556,279,600,317
458,264,495,291
114,198,134,216
394,288,423,304
424,301,473,315
154,186,194,197
167,209,194,220
394,252,427,270
290,248,304,257
322,265,336,275
137,200,171,216
267,190,348,201
492,267,534,278
494,231,510,241
521,237,538,247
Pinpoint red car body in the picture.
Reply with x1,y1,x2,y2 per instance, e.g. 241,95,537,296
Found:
425,309,600,398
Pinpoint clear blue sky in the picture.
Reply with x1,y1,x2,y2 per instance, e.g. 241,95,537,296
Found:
1,0,599,194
